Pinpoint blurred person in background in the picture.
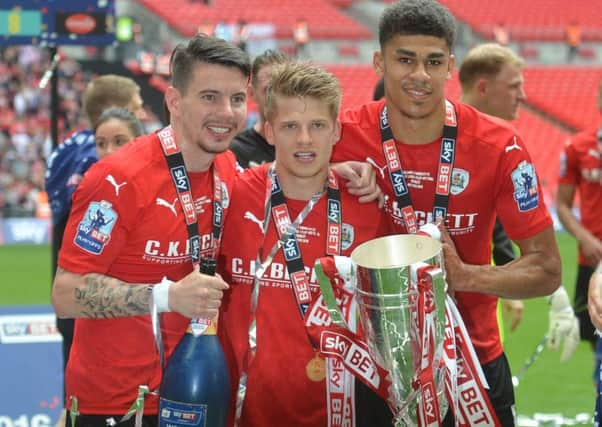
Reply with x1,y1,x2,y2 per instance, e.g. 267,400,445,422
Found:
565,20,582,63
230,49,288,168
93,107,144,159
293,17,310,59
557,78,602,378
460,43,579,361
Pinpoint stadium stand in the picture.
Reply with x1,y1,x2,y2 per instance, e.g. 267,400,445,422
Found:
523,67,602,131
136,0,372,40
438,0,602,41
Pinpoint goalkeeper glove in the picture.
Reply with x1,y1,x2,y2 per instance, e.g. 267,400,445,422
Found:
547,286,580,363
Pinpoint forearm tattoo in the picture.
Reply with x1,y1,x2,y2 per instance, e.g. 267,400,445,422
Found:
72,271,151,318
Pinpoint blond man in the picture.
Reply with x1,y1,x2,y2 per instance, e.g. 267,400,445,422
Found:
218,61,391,426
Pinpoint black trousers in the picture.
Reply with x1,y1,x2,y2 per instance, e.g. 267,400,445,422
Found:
355,353,515,426
575,264,596,346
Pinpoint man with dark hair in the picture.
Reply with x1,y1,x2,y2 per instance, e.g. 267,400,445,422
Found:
230,49,288,168
332,0,561,424
52,34,250,426
45,74,146,424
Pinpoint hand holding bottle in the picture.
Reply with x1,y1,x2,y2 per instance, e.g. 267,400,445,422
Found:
159,268,229,319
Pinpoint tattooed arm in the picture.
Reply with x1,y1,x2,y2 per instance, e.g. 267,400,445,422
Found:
52,267,229,319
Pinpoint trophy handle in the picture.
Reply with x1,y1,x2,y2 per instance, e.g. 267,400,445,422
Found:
425,267,447,339
315,257,350,328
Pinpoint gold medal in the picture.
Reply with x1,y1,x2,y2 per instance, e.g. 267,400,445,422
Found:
306,352,326,382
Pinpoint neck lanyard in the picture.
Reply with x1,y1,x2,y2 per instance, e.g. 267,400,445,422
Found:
157,126,224,265
379,100,458,233
268,166,342,318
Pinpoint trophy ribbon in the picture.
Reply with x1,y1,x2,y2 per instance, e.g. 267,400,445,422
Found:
444,296,501,426
307,256,361,426
414,265,442,426
308,258,393,402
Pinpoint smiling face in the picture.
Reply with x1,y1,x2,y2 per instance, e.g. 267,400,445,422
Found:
94,118,137,159
266,95,340,185
167,62,248,155
374,34,454,121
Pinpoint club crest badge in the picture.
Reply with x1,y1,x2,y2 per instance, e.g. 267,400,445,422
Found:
342,223,355,251
74,200,118,254
512,161,539,212
220,181,230,209
450,168,469,195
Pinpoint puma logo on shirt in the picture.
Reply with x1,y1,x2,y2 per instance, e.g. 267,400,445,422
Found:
105,175,127,196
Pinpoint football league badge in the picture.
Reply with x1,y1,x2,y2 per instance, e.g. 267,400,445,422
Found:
74,200,118,254
512,161,539,212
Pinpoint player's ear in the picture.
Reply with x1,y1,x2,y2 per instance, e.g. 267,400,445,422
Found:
265,121,275,146
373,51,384,77
333,119,341,144
447,54,455,80
476,78,489,96
165,86,180,118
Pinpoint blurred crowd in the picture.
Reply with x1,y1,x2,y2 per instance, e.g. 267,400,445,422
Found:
0,46,92,218
0,46,163,219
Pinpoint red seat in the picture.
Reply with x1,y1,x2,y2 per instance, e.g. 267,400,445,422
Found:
438,0,602,41
136,0,371,39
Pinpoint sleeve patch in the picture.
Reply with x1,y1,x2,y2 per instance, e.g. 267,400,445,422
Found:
511,161,539,212
74,200,118,255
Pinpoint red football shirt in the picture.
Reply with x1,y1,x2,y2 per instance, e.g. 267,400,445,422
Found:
218,164,390,427
558,126,602,265
332,100,553,364
58,131,238,414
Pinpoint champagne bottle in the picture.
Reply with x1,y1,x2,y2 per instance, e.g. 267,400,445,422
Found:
158,258,230,427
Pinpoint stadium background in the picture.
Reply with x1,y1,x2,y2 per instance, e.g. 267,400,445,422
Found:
0,0,601,425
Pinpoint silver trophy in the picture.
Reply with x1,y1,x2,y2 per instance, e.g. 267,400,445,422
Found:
318,233,448,426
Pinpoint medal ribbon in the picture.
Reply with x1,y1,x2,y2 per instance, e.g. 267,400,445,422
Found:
234,166,344,426
379,100,457,232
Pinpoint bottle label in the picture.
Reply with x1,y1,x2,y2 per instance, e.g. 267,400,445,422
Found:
159,397,207,426
188,316,217,337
